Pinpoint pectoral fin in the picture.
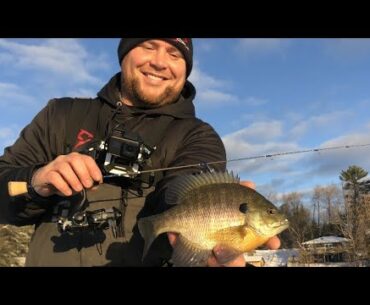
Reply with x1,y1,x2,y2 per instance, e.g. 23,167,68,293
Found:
210,225,266,253
171,235,211,267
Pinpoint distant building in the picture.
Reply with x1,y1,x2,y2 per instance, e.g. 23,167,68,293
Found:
302,236,351,263
244,255,265,267
343,176,370,194
358,177,370,194
244,249,299,267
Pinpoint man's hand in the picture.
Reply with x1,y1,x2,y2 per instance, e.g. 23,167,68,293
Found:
167,180,281,267
31,152,103,197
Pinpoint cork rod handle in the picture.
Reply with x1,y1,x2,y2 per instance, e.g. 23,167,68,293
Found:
8,181,28,197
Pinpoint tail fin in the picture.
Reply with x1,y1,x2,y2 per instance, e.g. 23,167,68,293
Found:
138,215,161,260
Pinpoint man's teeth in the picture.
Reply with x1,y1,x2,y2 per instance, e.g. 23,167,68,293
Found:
146,73,164,80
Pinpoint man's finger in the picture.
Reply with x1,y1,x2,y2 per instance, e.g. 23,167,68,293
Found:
56,163,84,193
47,171,73,197
265,236,281,250
83,155,103,183
207,253,246,267
167,232,178,247
212,244,243,265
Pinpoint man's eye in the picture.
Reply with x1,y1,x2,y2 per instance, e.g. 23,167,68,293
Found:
143,45,154,50
170,53,181,59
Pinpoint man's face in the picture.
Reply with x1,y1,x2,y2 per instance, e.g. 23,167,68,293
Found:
121,39,187,107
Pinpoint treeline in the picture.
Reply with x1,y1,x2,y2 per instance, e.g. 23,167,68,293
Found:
277,165,370,260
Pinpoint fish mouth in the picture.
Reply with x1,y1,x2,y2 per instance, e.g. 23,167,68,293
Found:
276,223,289,232
271,219,289,234
250,219,289,236
273,219,289,229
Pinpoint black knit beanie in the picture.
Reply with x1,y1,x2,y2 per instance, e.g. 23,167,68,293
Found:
117,38,193,77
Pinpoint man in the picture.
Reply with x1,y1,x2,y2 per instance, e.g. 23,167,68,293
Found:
0,38,279,266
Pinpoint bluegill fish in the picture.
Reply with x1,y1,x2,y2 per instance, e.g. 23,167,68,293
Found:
138,172,289,266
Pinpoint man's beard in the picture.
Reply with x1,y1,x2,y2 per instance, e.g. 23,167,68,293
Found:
122,74,181,108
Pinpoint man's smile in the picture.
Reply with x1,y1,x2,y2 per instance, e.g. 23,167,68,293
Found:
142,71,169,82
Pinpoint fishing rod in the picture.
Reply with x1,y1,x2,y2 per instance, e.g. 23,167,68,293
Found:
8,143,370,197
128,143,370,175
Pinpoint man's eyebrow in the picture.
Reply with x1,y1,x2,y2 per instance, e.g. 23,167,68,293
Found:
141,40,155,46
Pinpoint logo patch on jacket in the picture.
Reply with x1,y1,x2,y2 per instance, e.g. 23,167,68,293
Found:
74,129,94,149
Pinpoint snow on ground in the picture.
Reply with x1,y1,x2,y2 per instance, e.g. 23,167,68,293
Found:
244,249,299,267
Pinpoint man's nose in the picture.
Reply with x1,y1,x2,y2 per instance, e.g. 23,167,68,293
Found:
149,49,167,70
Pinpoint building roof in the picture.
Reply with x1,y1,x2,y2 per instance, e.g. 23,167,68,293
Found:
302,236,350,245
358,176,370,183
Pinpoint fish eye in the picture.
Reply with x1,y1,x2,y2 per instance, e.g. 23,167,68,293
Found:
239,203,248,214
267,208,276,215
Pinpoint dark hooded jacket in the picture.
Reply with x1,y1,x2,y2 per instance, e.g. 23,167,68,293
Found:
0,73,226,266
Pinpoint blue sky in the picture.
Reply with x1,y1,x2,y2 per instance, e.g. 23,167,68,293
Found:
1,38,370,200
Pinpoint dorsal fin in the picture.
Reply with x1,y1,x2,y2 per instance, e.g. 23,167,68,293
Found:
165,171,240,205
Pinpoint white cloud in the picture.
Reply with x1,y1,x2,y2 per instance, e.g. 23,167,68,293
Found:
320,129,370,161
196,40,215,52
258,178,286,194
189,63,238,105
0,39,108,85
289,111,352,139
229,113,266,131
0,125,20,150
190,64,267,107
222,120,305,177
235,38,288,56
257,176,318,201
0,82,38,107
221,118,370,196
197,89,238,104
0,52,12,64
0,127,13,138
224,138,302,176
66,88,98,98
189,63,230,90
285,112,304,123
359,99,370,108
242,97,268,106
223,120,283,144
295,132,370,191
289,121,308,139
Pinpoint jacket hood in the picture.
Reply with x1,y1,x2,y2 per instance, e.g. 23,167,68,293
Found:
97,73,196,119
